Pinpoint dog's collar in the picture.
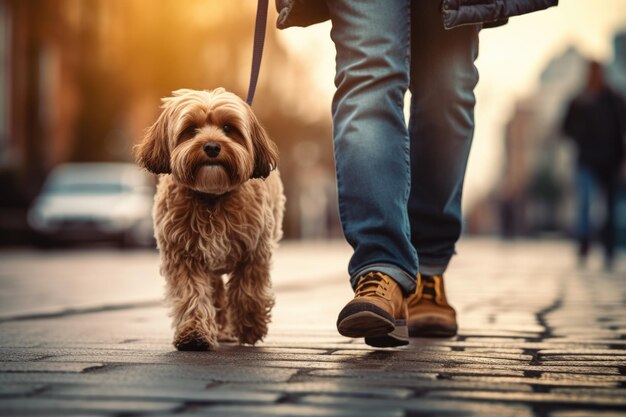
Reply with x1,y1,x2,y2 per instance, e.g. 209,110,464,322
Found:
191,190,232,205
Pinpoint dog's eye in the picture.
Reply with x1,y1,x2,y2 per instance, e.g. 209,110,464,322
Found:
222,124,238,135
179,126,197,141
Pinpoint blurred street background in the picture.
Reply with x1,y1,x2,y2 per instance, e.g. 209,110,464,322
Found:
0,0,625,247
1,1,626,415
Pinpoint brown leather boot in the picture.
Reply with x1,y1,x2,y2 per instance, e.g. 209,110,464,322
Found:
407,274,457,337
336,271,409,347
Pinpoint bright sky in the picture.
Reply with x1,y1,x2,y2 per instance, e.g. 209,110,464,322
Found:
276,0,626,210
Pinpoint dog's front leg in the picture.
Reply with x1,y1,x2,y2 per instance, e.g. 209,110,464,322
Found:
213,276,236,342
227,250,275,345
163,259,219,351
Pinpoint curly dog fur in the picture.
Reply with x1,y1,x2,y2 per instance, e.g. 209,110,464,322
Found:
135,88,284,351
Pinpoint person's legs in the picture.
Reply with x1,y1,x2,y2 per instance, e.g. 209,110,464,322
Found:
407,1,480,273
600,174,618,269
326,0,417,294
575,166,595,262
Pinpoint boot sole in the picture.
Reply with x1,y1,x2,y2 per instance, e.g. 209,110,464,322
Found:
408,315,457,338
337,310,395,338
365,319,409,347
337,302,409,347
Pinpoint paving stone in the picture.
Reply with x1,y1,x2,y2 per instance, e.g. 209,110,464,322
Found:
0,362,104,373
551,388,626,397
46,385,281,403
450,375,619,388
0,350,49,361
208,381,414,399
550,411,626,417
457,347,528,354
464,324,546,333
551,330,625,338
0,383,45,396
458,363,620,375
539,373,626,383
457,329,541,338
308,369,440,380
426,390,626,406
219,378,534,394
330,349,534,362
0,371,211,389
386,364,526,377
42,342,174,352
219,359,380,370
541,338,626,346
422,341,611,350
0,398,182,413
297,395,534,417
0,413,104,417
238,347,330,355
464,337,530,343
42,352,390,368
540,354,626,361
92,363,299,383
538,349,625,356
538,360,626,367
176,403,404,417
256,342,393,351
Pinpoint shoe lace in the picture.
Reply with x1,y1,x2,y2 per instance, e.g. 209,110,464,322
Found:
354,272,392,298
420,274,445,305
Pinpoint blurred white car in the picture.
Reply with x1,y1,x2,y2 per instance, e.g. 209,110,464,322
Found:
28,163,155,247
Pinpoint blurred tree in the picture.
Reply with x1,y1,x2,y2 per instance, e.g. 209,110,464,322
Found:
3,0,334,238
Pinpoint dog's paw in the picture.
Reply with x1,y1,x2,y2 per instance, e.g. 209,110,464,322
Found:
236,324,268,346
218,329,237,343
174,332,217,351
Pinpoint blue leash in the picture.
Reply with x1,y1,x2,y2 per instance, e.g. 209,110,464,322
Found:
246,0,269,106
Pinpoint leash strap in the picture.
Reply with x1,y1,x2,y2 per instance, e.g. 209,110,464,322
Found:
246,0,269,105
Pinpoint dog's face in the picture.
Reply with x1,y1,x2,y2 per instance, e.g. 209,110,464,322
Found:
135,88,278,195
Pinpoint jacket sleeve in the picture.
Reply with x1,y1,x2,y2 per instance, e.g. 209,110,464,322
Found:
442,0,558,30
611,92,626,162
275,0,330,29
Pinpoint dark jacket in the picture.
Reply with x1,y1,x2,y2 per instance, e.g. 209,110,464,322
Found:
562,87,626,179
276,0,558,30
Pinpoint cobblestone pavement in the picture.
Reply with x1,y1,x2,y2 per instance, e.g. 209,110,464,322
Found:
0,239,625,417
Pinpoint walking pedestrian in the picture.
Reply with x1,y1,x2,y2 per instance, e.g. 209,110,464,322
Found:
562,60,626,271
276,0,559,346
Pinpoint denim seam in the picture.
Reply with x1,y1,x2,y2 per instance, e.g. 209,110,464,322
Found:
402,0,417,270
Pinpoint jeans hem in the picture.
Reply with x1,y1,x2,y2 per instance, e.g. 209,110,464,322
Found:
419,263,449,276
418,253,454,270
351,263,417,296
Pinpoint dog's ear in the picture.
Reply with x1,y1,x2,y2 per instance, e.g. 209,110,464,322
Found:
248,110,279,179
134,106,172,175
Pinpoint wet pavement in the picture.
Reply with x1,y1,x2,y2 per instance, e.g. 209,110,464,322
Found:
0,239,625,416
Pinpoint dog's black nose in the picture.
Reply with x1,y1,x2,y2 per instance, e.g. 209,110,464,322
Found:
203,142,221,158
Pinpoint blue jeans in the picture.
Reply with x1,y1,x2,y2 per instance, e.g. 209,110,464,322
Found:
327,0,480,295
575,165,618,261
576,167,595,245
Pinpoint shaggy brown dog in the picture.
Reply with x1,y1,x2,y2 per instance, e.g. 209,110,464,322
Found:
135,88,285,351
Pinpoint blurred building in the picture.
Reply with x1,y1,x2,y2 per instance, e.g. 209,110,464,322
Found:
500,46,586,236
0,0,341,243
608,31,626,93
